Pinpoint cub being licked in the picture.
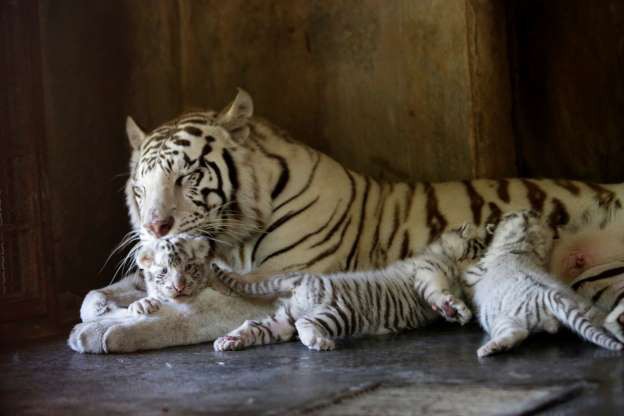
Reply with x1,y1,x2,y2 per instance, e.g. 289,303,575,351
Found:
463,210,623,357
131,237,222,314
211,225,485,352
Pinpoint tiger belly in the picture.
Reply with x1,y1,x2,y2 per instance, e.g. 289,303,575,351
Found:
550,224,624,283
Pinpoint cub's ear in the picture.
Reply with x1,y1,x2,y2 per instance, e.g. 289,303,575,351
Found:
193,240,211,258
217,88,253,142
126,116,146,150
458,223,475,238
136,248,154,269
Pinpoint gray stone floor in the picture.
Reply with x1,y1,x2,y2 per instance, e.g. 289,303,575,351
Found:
1,323,622,415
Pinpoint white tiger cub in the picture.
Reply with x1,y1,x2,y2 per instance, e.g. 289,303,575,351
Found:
463,210,623,357
210,225,484,352
130,237,226,314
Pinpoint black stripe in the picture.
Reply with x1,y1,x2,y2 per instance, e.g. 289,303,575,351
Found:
313,316,334,336
183,126,202,136
311,168,356,249
611,290,624,310
571,266,624,291
251,197,319,263
319,312,342,337
297,217,352,270
400,230,410,259
386,203,401,251
222,149,239,192
260,201,340,266
334,304,351,336
270,155,290,200
346,177,370,270
274,153,321,211
462,180,485,225
368,182,388,265
591,286,610,303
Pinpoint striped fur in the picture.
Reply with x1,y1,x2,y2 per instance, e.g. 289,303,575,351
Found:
211,225,484,351
72,89,624,353
463,210,622,357
129,237,213,315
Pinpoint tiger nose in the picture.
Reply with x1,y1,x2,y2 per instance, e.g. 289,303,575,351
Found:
144,216,174,238
173,281,186,293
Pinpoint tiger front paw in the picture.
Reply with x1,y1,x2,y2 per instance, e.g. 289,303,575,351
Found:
431,293,473,325
214,335,246,351
128,297,161,315
80,290,116,322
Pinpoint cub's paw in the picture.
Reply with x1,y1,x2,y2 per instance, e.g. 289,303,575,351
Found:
432,294,473,325
304,337,336,352
128,297,161,315
214,335,246,351
477,339,512,358
80,290,116,322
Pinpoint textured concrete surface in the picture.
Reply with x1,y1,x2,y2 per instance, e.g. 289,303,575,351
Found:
1,323,622,415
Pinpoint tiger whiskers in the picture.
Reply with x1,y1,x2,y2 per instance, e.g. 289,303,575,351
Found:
99,230,142,282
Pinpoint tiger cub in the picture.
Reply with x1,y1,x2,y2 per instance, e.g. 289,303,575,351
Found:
211,225,485,352
462,210,623,357
130,237,214,315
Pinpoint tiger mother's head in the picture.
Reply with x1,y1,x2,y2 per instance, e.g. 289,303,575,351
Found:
125,89,272,246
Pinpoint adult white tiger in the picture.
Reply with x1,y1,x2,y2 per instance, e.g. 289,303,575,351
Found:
69,89,624,353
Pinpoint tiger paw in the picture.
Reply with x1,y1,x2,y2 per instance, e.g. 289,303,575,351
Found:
432,294,473,325
477,340,511,357
128,297,161,315
303,336,335,351
80,290,116,322
214,335,246,351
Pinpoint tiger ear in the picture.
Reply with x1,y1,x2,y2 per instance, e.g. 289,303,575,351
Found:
458,223,475,238
126,116,146,150
217,88,253,142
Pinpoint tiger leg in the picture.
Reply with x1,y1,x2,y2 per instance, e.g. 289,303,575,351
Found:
413,271,472,325
213,306,296,352
294,311,337,351
80,272,146,322
477,318,529,357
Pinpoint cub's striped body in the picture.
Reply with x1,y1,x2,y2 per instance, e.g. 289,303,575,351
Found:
463,211,622,356
70,89,624,353
212,226,482,351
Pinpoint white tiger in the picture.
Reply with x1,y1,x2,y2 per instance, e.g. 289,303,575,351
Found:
70,89,624,353
463,210,622,357
211,225,482,352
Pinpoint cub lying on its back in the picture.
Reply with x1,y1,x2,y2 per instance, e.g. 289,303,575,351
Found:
211,225,485,352
131,237,218,314
463,210,623,357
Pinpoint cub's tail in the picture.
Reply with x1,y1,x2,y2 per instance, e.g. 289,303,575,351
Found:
548,291,623,351
210,264,304,297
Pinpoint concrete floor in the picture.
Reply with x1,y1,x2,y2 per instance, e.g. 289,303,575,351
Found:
1,323,623,415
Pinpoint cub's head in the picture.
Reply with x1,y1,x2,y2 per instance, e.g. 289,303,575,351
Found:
489,209,554,260
136,237,212,300
126,89,270,243
436,223,485,262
